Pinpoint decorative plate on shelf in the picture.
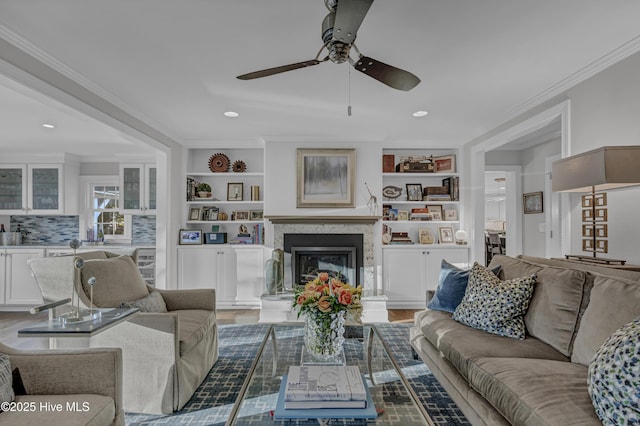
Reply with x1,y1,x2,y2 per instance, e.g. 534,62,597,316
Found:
209,153,230,172
232,160,247,173
382,186,403,200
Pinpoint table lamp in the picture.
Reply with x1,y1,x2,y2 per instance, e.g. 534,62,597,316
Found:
552,146,640,262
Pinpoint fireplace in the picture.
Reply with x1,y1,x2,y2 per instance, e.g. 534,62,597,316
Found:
284,233,363,286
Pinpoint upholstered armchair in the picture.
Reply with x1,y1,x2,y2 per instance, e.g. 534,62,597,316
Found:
27,250,219,415
0,341,124,426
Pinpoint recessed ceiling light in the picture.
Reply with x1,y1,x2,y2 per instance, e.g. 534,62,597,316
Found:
412,110,428,117
223,111,239,118
42,123,55,128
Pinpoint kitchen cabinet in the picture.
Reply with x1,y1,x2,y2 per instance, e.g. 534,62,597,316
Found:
382,246,469,308
0,164,65,214
119,163,157,214
177,246,237,307
0,248,44,307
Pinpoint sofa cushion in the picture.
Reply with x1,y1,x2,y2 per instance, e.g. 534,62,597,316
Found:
572,275,640,365
489,255,588,356
81,255,149,307
176,309,217,355
468,357,600,426
0,394,115,426
121,290,168,313
453,262,536,339
588,317,640,425
428,260,501,313
415,309,568,380
0,355,13,406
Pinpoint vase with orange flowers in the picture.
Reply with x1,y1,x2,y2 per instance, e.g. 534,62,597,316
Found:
292,272,363,361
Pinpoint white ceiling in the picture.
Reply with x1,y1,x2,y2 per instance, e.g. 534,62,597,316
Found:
1,1,640,159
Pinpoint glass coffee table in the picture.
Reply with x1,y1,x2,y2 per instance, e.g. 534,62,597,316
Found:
226,323,434,425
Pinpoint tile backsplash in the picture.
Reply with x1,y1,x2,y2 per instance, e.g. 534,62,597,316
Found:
9,215,156,245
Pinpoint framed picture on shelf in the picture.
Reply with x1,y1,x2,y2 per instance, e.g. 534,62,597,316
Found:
397,210,409,221
433,155,456,173
388,208,398,221
438,226,455,244
444,209,458,221
227,182,244,201
430,212,443,221
523,191,543,214
406,183,423,201
419,228,435,244
427,205,443,216
207,207,219,221
296,148,356,208
189,207,200,221
250,210,264,220
179,229,202,245
234,211,250,221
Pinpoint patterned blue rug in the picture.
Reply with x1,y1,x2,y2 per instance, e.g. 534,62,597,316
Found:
125,323,469,425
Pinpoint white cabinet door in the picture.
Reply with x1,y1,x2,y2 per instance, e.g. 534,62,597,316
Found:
177,246,237,307
3,249,44,305
235,246,264,307
120,163,156,214
28,164,63,215
0,164,27,214
423,247,469,292
382,247,427,308
144,164,157,214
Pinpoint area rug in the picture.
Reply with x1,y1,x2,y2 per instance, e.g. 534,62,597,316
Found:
125,323,470,425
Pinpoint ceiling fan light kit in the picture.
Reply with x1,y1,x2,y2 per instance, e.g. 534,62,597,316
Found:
237,0,420,91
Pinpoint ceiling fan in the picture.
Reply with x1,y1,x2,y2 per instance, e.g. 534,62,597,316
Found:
236,0,420,91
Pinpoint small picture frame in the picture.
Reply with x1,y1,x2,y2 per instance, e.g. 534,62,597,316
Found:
430,212,443,221
523,191,543,214
189,207,201,221
388,208,398,221
397,210,409,221
406,183,423,201
438,226,455,244
444,209,458,221
427,205,443,216
419,228,435,244
433,155,456,173
250,210,264,220
227,182,244,201
207,207,219,221
179,229,202,245
234,211,250,221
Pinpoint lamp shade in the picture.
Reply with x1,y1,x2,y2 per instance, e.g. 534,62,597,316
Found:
552,146,640,192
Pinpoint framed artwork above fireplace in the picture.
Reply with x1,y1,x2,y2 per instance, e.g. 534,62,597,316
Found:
296,148,356,208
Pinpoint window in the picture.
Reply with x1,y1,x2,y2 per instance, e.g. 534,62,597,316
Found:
83,178,131,241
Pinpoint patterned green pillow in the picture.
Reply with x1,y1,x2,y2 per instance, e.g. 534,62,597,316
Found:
588,317,640,425
452,262,536,339
0,354,14,407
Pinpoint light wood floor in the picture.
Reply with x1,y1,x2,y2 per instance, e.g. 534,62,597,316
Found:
0,309,419,351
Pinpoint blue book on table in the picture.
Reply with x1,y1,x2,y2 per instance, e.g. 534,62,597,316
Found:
274,375,378,420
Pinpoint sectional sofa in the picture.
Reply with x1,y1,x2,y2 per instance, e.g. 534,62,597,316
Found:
410,254,640,425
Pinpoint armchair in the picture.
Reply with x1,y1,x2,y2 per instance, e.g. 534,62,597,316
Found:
27,250,219,415
0,341,123,426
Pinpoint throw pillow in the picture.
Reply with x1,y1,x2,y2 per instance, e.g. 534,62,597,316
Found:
428,260,502,313
588,317,640,425
452,262,536,340
0,354,14,407
81,255,149,307
120,290,168,313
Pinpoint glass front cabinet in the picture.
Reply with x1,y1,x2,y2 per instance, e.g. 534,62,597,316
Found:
119,163,157,214
0,164,63,214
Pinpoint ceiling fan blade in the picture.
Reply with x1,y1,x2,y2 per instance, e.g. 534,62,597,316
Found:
352,56,420,91
332,0,374,44
236,59,321,80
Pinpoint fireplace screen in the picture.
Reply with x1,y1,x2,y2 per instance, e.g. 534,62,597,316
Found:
291,246,356,285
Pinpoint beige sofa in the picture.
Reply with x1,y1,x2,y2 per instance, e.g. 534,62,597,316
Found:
28,250,219,415
410,254,640,425
1,342,124,426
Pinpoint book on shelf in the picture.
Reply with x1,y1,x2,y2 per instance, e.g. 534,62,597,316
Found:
284,365,367,409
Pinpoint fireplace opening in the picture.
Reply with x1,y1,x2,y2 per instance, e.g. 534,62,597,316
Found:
291,246,356,285
284,233,363,286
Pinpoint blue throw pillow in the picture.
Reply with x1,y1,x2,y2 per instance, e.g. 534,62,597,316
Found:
428,260,501,313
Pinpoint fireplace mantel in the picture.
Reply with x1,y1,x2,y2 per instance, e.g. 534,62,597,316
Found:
265,215,382,225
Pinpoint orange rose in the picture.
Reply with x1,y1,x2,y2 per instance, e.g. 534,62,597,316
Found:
338,291,352,306
317,295,332,312
296,294,307,305
318,272,329,282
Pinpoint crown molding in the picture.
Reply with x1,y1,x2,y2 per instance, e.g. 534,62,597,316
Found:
509,35,640,118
